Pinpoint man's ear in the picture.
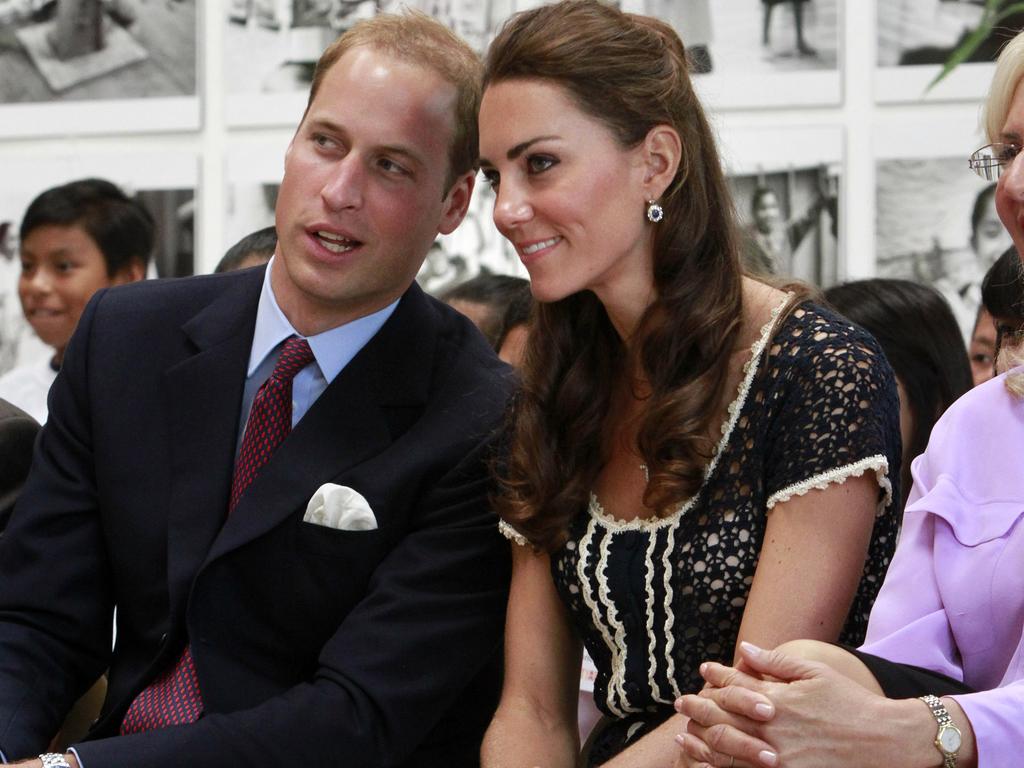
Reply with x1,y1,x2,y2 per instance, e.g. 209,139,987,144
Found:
641,124,683,201
111,259,146,285
438,171,475,236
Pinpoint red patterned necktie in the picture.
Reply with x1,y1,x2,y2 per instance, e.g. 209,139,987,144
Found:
120,336,315,734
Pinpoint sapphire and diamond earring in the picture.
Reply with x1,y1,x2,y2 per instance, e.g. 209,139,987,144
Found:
646,200,664,223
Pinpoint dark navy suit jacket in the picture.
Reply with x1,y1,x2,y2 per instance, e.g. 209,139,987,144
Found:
0,267,513,767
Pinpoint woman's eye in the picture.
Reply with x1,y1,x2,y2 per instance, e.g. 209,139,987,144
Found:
526,154,557,174
998,144,1021,162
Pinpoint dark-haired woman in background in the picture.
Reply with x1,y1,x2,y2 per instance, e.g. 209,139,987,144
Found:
968,246,1024,386
824,279,972,512
981,246,1024,376
477,2,901,765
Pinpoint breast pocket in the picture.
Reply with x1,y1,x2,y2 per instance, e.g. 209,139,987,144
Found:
294,517,393,561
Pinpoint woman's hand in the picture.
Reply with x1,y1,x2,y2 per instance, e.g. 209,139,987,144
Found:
674,642,899,768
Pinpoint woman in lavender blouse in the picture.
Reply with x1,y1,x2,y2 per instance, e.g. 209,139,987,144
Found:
673,29,1024,768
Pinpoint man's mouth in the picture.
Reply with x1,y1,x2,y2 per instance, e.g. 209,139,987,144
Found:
315,230,361,253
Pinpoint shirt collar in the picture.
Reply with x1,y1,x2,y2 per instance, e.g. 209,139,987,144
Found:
247,257,399,383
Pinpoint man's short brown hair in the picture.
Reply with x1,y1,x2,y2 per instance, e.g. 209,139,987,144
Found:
306,11,482,191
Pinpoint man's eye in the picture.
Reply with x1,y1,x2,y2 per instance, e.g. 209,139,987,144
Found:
379,158,408,175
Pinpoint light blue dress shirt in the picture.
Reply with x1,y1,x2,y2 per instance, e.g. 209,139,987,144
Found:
236,257,398,449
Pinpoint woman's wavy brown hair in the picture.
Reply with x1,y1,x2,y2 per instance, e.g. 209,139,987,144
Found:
487,0,745,551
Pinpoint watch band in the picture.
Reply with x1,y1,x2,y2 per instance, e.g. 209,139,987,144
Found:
919,694,960,768
38,754,72,768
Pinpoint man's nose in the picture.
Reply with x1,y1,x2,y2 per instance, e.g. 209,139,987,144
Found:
321,155,365,211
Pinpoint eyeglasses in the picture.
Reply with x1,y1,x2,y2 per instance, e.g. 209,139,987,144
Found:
969,142,1022,180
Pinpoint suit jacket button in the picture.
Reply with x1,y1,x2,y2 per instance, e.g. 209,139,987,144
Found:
159,633,168,645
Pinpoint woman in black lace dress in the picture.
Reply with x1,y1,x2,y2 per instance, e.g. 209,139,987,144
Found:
477,3,900,766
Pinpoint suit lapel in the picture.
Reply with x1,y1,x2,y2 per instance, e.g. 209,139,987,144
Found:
163,269,263,617
203,283,441,564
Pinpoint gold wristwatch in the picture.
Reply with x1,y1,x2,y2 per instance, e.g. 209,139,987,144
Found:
920,694,962,768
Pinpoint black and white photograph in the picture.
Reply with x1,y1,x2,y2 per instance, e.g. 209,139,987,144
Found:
0,0,198,135
223,0,544,126
626,0,841,109
721,125,843,288
875,155,1010,342
730,165,840,287
0,150,197,382
224,0,840,126
876,0,1021,102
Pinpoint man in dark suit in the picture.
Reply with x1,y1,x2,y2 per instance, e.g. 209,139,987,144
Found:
0,397,38,533
0,11,513,768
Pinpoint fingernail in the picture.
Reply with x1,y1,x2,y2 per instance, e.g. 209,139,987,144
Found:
741,640,764,657
754,702,774,718
759,749,779,766
674,697,684,712
674,733,686,746
699,662,709,675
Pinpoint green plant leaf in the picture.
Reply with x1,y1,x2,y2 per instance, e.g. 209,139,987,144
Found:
925,21,997,93
926,0,1024,93
994,2,1024,22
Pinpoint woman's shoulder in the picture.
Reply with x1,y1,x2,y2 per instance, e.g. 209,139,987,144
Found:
922,369,1024,477
767,299,890,377
907,370,1024,543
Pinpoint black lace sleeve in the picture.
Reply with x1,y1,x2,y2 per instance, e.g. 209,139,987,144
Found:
763,305,902,514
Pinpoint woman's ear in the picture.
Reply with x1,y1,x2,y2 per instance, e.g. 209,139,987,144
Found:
641,124,683,200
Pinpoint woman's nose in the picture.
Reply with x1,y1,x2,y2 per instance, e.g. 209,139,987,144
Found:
492,184,533,233
1001,150,1024,201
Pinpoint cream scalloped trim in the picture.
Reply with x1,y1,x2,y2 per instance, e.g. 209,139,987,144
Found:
576,518,627,718
643,531,662,703
661,523,682,700
587,293,793,533
765,455,893,517
597,527,637,714
498,520,529,547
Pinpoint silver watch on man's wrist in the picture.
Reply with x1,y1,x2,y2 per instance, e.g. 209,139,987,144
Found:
919,694,962,768
38,754,72,768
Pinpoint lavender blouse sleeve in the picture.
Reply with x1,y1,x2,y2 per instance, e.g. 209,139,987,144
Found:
859,377,1024,767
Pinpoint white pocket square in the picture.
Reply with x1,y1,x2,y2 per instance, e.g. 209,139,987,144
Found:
303,483,378,531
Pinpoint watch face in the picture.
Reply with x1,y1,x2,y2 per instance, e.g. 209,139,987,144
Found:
939,724,962,753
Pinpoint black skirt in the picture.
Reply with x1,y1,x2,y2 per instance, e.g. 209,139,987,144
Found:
848,648,975,698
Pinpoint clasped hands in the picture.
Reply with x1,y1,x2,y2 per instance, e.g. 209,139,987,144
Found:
672,641,887,768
